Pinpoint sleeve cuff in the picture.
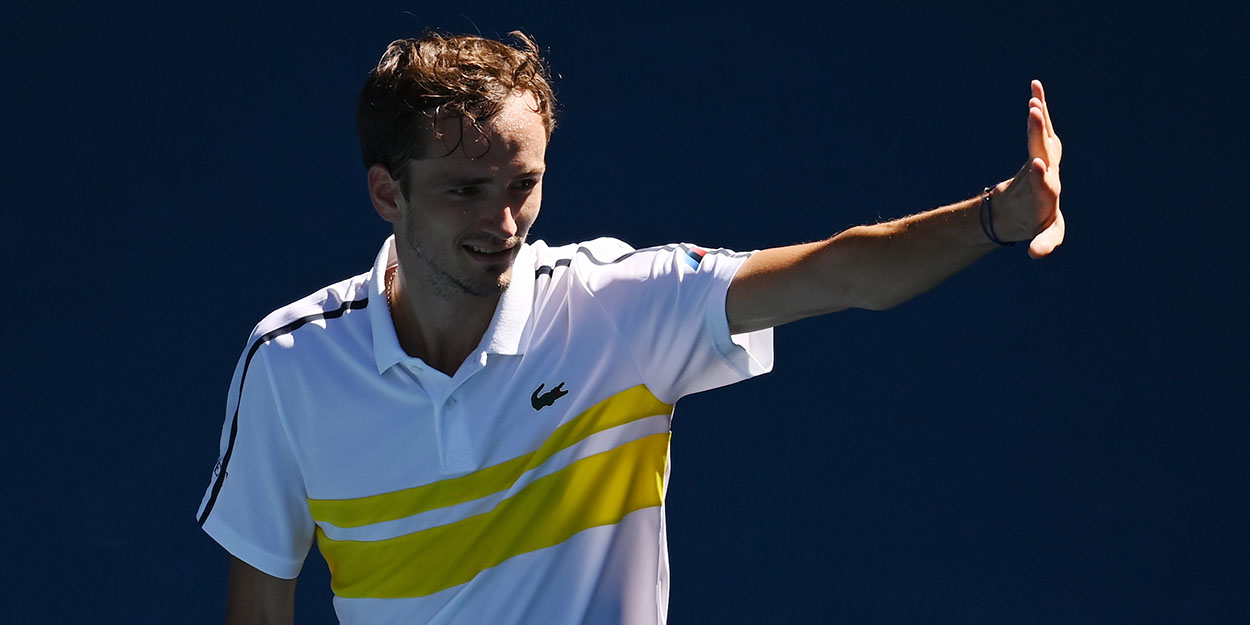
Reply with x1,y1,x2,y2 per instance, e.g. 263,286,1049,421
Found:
709,251,774,378
200,516,306,580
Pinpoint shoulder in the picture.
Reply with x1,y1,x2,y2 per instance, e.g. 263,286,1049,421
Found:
245,270,373,354
529,237,706,280
529,237,636,274
529,238,745,288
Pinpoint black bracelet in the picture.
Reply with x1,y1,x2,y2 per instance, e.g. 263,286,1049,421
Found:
979,185,1014,246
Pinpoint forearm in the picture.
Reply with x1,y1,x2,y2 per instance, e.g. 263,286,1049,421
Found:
727,191,1003,333
825,192,1001,310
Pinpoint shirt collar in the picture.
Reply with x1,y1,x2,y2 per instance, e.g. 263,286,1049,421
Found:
369,236,536,374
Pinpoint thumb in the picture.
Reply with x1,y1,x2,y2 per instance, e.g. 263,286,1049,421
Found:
1028,206,1065,259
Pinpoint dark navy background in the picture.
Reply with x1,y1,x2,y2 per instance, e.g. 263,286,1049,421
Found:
6,2,1247,623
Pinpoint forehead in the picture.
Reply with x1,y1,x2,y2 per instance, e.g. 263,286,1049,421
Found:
424,92,547,164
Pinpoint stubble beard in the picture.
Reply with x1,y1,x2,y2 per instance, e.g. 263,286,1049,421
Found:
404,222,517,299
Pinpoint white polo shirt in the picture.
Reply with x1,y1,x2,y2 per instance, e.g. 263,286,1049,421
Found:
197,235,773,624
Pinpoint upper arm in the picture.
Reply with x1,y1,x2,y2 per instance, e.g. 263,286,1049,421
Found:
726,240,856,334
576,241,773,401
199,343,317,578
225,555,297,625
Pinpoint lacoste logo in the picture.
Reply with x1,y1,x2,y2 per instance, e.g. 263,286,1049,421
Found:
531,382,569,411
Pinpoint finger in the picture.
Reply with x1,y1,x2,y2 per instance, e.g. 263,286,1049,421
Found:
1033,79,1055,136
1032,157,1052,182
1032,156,1064,204
1029,104,1047,162
1029,156,1045,175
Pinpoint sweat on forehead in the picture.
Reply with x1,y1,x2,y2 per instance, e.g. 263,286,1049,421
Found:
425,92,546,160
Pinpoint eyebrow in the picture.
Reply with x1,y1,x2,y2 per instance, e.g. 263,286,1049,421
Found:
444,170,545,187
445,176,494,187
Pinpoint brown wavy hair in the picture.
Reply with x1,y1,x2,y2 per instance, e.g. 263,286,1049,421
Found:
357,31,556,190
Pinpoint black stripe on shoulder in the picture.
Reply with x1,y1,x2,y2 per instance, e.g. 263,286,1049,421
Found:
197,295,368,527
533,244,665,278
533,243,745,278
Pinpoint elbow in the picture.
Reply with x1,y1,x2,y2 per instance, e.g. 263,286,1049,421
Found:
835,272,909,312
859,298,899,312
821,225,910,312
855,292,906,312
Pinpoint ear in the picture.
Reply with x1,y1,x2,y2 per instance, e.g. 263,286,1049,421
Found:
367,164,404,224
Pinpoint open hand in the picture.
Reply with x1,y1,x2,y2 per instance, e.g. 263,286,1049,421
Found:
998,80,1064,258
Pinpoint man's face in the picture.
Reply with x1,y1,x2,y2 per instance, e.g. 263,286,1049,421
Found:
393,93,547,298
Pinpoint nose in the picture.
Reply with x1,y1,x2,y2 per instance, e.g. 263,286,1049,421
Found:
481,201,518,240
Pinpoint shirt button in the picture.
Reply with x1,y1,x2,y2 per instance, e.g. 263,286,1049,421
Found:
444,398,457,409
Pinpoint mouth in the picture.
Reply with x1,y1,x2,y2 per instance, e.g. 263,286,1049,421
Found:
462,242,517,264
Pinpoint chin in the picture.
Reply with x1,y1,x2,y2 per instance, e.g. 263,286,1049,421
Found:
460,267,512,298
488,267,514,294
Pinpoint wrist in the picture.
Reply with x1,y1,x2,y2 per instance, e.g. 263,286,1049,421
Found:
979,181,1015,247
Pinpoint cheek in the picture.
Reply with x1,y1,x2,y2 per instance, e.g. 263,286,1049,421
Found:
407,200,464,234
516,190,542,232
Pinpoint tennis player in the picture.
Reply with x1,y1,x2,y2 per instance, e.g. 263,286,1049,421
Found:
198,31,1062,625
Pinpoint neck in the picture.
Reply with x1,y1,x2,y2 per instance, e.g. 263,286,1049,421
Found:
386,264,500,376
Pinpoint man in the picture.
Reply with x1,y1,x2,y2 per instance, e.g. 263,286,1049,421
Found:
198,31,1062,624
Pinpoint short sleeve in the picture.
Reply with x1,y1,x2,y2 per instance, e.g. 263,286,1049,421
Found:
581,242,774,404
196,339,314,579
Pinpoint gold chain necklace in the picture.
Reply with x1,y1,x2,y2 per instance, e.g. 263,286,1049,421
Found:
385,265,397,310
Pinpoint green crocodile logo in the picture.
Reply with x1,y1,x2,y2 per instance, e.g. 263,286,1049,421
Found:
530,382,569,411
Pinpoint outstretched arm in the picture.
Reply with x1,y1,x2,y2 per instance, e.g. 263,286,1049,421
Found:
727,80,1064,334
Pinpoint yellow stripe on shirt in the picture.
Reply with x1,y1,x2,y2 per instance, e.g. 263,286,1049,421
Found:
317,431,670,599
307,385,671,528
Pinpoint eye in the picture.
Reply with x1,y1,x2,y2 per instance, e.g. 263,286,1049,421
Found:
511,178,540,192
447,186,481,197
